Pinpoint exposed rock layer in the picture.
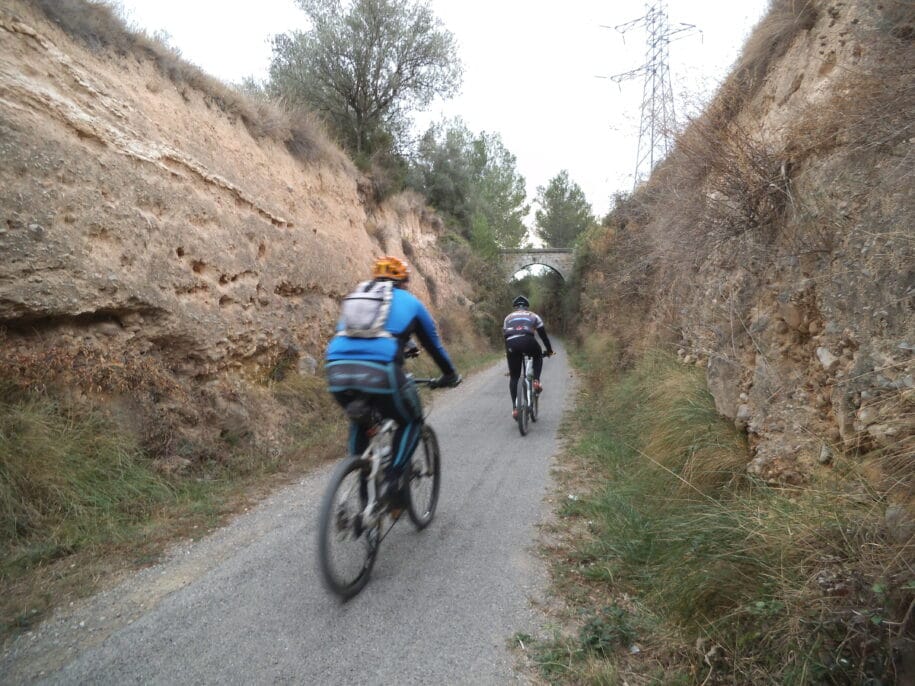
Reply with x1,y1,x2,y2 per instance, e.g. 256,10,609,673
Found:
0,1,475,452
0,2,471,368
578,0,913,491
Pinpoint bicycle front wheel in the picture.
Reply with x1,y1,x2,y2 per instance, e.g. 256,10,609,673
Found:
317,457,378,599
407,425,441,530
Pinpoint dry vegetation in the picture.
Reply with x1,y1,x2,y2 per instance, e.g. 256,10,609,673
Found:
528,340,914,684
24,0,352,172
0,330,346,638
719,0,820,119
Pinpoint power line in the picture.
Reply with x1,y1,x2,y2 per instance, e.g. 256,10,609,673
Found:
600,1,700,188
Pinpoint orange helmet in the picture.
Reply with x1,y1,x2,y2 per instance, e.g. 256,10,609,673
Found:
371,255,410,283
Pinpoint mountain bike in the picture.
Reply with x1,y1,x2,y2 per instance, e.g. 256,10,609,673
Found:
317,375,448,600
515,353,541,436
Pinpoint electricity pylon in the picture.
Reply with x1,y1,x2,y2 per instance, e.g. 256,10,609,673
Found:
602,1,699,187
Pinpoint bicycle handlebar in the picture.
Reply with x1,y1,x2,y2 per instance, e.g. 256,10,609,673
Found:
524,351,553,359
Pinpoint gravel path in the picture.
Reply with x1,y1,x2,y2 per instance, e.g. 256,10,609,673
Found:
1,345,574,685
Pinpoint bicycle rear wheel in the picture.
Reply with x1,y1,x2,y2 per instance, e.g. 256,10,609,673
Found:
517,377,529,436
317,457,378,599
407,425,441,530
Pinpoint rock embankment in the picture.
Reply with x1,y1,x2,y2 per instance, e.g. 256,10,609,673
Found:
0,0,474,452
578,0,913,495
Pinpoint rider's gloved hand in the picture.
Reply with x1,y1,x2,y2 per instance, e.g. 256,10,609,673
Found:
434,372,462,388
545,349,555,357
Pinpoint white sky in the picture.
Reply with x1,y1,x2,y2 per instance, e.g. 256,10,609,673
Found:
114,0,771,219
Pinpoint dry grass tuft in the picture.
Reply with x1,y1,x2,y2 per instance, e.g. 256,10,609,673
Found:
26,0,136,53
0,336,183,399
664,105,790,249
282,106,353,171
860,388,915,498
878,0,915,39
638,354,749,493
364,219,388,251
720,0,819,119
27,0,351,171
388,190,428,220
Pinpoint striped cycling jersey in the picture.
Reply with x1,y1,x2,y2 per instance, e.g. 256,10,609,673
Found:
503,309,544,340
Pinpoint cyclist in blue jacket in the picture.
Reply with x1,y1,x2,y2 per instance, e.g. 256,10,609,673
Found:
325,256,460,506
503,295,554,419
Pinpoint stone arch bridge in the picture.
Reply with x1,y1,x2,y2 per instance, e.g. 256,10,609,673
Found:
500,248,574,280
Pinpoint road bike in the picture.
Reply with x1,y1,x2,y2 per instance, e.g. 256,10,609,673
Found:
317,375,446,600
515,352,541,436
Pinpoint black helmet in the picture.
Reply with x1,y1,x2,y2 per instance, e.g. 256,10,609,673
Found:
513,295,529,309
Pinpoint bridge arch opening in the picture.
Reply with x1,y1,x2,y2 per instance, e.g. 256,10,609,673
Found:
510,263,565,282
508,262,569,333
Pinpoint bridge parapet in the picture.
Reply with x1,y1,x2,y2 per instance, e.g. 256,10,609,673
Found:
500,248,574,280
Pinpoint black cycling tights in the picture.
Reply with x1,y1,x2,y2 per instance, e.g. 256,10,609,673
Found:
505,335,543,403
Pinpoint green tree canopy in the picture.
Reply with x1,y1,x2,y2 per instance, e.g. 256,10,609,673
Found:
534,170,595,248
411,119,529,250
413,121,476,226
268,0,462,158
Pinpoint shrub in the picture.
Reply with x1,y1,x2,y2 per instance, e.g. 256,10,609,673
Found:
718,0,819,120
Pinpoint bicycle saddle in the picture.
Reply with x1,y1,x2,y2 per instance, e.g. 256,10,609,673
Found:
344,397,374,424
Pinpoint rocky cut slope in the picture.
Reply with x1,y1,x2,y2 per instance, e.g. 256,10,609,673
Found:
0,0,475,456
577,0,913,497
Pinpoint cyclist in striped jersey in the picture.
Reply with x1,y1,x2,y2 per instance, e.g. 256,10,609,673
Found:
503,295,554,420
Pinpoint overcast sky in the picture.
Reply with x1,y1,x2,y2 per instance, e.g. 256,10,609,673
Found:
115,0,771,219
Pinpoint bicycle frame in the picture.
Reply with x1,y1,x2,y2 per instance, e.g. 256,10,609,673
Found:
523,355,534,396
356,418,395,529
356,376,437,528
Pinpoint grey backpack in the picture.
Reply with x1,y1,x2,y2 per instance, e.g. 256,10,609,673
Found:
335,280,394,339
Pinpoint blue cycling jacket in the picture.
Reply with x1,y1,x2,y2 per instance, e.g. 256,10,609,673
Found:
325,284,455,375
